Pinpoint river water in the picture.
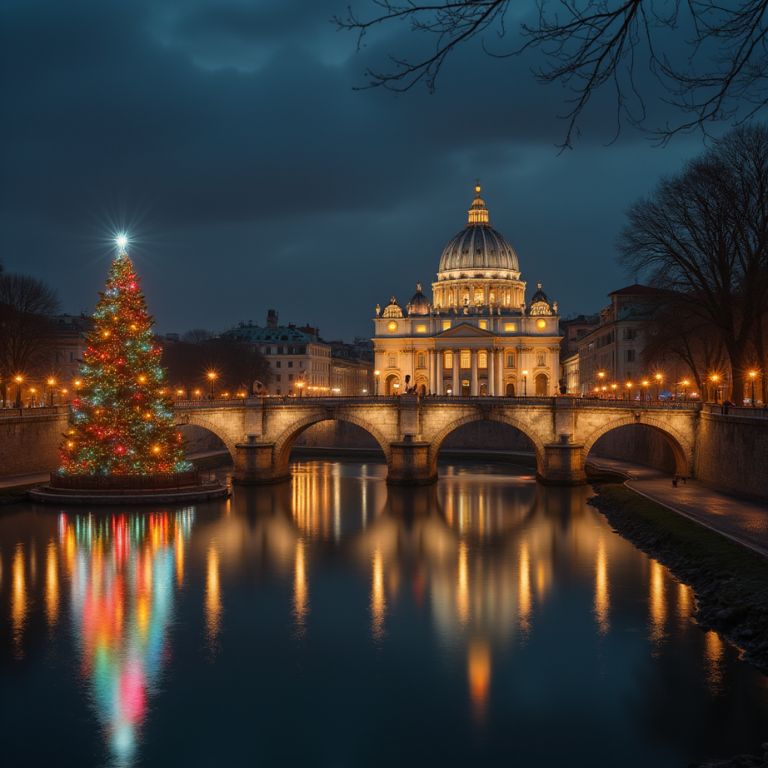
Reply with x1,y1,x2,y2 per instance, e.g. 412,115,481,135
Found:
1,459,767,767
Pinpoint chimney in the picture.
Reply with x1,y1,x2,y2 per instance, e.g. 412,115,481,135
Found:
267,309,278,329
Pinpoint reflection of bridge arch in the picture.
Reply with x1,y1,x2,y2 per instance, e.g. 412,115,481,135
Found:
582,416,693,474
176,415,238,461
427,414,546,477
273,415,390,477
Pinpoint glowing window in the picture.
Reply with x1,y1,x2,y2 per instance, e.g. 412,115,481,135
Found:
415,324,427,333
443,351,453,368
442,320,451,331
387,321,398,332
478,320,488,330
460,350,471,369
536,319,547,330
474,288,484,304
478,351,488,368
504,322,517,333
417,353,426,369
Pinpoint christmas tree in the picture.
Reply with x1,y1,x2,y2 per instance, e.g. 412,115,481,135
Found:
60,236,191,476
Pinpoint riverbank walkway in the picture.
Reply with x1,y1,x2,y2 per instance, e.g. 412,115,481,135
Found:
586,457,768,558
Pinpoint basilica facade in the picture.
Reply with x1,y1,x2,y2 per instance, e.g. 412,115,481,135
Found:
372,185,561,397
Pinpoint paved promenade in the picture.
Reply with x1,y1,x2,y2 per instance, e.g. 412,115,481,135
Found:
587,457,768,558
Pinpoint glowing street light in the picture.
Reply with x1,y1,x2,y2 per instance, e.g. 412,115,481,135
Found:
522,369,529,397
709,373,721,403
374,369,381,396
654,372,663,400
748,369,758,406
625,381,633,400
297,380,305,398
46,376,57,406
681,378,690,400
13,373,24,408
206,370,218,400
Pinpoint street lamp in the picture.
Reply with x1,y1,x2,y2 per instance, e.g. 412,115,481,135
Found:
374,369,381,396
625,381,633,400
522,369,528,397
709,373,720,403
641,379,650,401
29,387,37,407
297,380,305,398
13,374,24,408
610,382,618,399
748,369,758,406
654,372,663,400
46,377,57,406
681,379,690,401
206,370,218,400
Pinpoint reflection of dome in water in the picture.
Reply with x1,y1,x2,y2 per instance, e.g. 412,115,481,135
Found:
437,185,520,277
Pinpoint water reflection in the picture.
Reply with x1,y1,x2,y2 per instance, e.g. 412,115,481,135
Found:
63,509,193,766
2,461,767,768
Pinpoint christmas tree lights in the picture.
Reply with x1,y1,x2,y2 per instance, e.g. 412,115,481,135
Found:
59,238,191,476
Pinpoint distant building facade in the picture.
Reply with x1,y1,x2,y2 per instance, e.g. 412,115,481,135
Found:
372,185,562,396
224,310,371,396
574,285,661,394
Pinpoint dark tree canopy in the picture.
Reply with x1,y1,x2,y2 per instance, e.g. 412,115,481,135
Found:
0,271,60,386
619,124,768,401
162,338,271,396
339,1,768,147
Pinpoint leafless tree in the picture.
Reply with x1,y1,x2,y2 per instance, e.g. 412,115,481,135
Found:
0,272,60,403
337,1,768,147
619,124,768,402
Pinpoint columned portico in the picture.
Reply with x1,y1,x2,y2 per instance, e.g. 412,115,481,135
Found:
470,351,479,396
487,347,495,396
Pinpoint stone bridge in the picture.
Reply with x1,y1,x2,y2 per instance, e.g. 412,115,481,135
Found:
174,395,700,486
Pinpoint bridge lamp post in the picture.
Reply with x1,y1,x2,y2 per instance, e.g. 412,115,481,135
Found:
748,370,758,406
709,374,720,403
610,383,618,399
597,370,606,397
206,371,218,400
29,387,37,407
654,373,663,401
681,379,690,401
374,370,380,396
641,379,650,401
625,381,632,400
297,380,305,398
522,370,528,397
13,374,24,408
46,377,56,406
393,382,400,395
193,388,202,400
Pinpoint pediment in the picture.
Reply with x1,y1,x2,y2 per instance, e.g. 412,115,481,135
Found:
437,322,494,338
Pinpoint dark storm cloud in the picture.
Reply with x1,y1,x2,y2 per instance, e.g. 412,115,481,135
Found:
0,0,702,338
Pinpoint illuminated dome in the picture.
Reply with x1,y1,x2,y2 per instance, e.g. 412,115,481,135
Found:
407,283,430,316
529,282,554,316
437,185,520,279
382,297,403,318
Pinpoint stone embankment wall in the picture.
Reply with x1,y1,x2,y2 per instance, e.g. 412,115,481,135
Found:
694,412,768,499
0,409,68,476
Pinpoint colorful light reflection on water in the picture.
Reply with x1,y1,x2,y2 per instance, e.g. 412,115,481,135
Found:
1,462,768,767
62,509,193,766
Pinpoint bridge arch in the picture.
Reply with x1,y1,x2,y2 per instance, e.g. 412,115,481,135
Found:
581,415,694,475
273,413,391,476
427,413,546,477
175,415,238,462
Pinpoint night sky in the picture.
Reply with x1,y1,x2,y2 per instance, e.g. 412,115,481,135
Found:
1,0,706,340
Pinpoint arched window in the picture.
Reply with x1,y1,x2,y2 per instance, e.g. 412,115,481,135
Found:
535,373,548,397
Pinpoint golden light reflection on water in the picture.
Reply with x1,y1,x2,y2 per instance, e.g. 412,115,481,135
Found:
518,541,531,634
705,630,724,694
677,581,692,626
468,638,491,721
206,542,221,648
45,540,59,627
594,537,610,635
649,559,667,646
11,544,27,658
371,548,386,641
293,539,308,632
457,542,470,627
